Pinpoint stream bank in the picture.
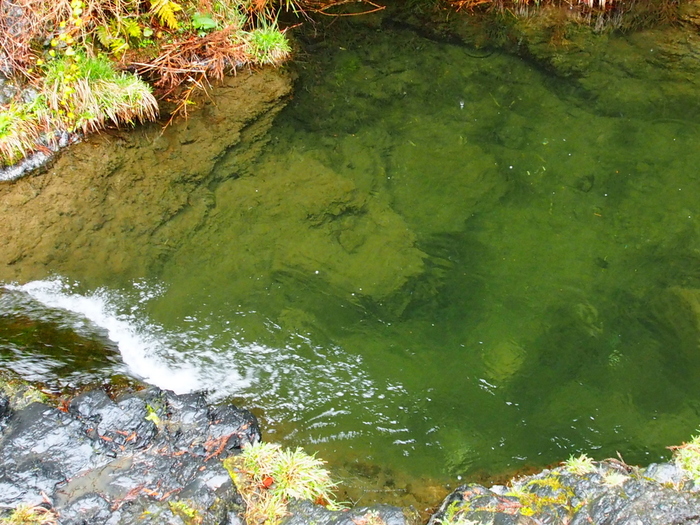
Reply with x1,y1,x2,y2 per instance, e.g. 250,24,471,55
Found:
378,0,700,121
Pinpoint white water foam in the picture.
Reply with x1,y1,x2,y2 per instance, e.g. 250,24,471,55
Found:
4,278,248,395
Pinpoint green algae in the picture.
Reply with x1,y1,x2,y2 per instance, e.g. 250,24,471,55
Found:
0,374,49,409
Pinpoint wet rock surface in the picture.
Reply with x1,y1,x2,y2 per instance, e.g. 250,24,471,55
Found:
429,459,700,525
286,501,420,525
0,386,260,524
0,384,418,525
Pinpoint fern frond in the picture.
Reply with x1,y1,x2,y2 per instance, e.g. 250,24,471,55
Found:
95,25,114,48
109,37,129,55
149,0,182,29
122,19,142,39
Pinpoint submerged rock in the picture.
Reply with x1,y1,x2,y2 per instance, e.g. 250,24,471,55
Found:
0,68,292,285
0,287,126,388
429,458,700,525
0,386,260,524
152,152,430,319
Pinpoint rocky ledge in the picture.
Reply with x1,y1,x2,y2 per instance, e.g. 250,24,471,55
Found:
4,385,700,525
0,385,415,525
0,386,259,524
429,456,700,525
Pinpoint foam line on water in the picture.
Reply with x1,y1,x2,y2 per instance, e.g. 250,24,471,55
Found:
4,278,241,394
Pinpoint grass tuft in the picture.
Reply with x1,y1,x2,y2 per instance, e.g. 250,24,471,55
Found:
562,453,596,475
43,54,158,133
601,471,628,487
0,504,58,525
224,442,342,525
244,20,291,65
0,99,49,165
672,434,700,483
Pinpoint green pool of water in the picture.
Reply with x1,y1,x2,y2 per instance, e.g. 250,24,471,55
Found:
4,20,700,499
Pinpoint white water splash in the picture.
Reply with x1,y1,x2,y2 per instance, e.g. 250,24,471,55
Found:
4,278,248,394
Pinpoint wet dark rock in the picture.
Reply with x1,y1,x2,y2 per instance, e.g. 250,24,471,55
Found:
0,384,413,525
644,462,685,486
0,386,260,524
285,501,420,525
0,382,416,524
430,460,700,525
0,393,11,422
0,74,19,104
0,130,77,182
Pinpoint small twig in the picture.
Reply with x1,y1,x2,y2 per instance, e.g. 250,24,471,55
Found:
308,0,385,15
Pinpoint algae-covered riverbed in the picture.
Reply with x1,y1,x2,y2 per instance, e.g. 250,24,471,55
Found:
3,17,700,504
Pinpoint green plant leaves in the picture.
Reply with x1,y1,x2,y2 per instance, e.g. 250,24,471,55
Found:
192,12,218,32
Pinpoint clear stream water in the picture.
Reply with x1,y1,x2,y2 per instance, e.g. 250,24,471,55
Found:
4,21,700,502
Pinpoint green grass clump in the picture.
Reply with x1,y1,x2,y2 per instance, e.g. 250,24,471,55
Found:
1,54,157,165
212,1,249,30
43,54,158,133
0,0,299,167
0,0,302,167
673,434,700,483
601,471,628,487
244,21,291,65
562,453,596,475
0,99,52,165
0,504,58,525
224,442,341,525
